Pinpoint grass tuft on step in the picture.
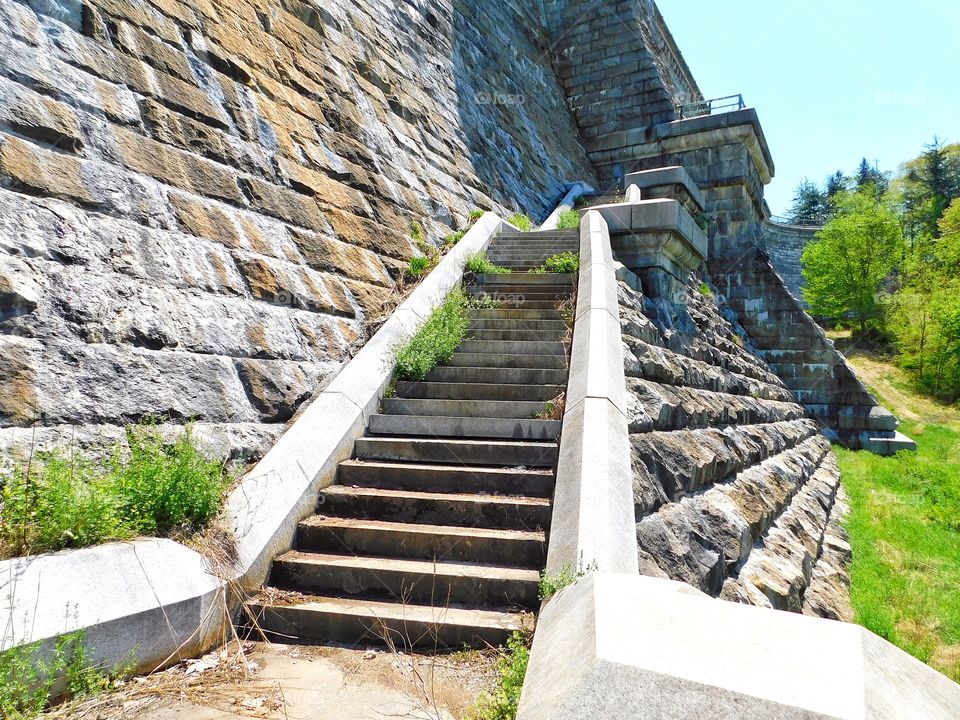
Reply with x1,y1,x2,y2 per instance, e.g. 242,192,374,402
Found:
392,286,471,382
465,252,511,275
0,424,229,559
533,252,579,274
555,210,581,229
507,213,533,231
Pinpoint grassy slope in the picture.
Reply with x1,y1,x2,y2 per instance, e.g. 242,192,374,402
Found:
839,350,960,682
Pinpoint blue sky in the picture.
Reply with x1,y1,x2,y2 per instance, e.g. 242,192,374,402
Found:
657,1,960,215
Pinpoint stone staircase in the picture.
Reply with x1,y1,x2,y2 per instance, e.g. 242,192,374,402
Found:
248,229,579,649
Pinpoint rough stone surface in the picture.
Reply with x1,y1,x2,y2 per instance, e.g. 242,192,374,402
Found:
0,0,596,459
620,267,851,620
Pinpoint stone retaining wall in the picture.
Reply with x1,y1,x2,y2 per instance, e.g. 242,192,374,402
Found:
543,0,701,184
619,267,852,619
763,219,818,303
0,0,595,461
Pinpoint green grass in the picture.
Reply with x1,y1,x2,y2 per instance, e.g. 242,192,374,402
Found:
464,630,530,720
699,281,712,297
392,286,471,382
555,210,581,229
468,209,484,224
0,630,122,719
465,252,511,275
507,213,533,231
838,420,960,682
0,425,229,558
533,252,579,274
406,255,432,278
443,230,466,248
538,565,581,601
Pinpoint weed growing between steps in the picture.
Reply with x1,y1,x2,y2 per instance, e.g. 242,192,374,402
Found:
537,565,580,601
556,210,581,229
392,286,471,382
0,424,230,558
506,213,533,231
465,252,511,275
0,630,127,719
464,630,531,720
533,252,579,274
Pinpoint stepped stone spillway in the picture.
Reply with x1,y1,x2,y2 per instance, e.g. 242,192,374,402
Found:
250,229,578,647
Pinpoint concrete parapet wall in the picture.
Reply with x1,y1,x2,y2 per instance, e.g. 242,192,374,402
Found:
546,210,638,575
518,573,960,719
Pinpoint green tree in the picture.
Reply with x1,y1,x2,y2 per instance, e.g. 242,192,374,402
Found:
855,157,889,196
789,178,828,223
802,189,902,333
895,138,960,241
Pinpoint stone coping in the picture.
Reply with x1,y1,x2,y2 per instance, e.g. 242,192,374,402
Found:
592,108,775,185
588,195,708,273
545,211,639,576
518,572,960,720
538,181,594,230
625,165,706,211
0,206,531,672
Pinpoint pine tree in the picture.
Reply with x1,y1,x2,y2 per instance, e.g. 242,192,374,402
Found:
789,179,828,223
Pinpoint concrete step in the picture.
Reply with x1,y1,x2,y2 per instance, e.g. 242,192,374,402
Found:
467,329,565,342
336,459,554,496
467,288,570,300
426,366,568,385
318,485,551,529
394,380,563,401
367,414,562,440
354,436,558,467
247,597,525,649
469,309,563,320
496,230,577,239
382,397,557,419
457,339,565,356
447,352,566,369
862,431,918,455
295,516,547,567
482,301,564,310
488,254,571,264
270,551,540,608
468,318,567,332
475,273,575,286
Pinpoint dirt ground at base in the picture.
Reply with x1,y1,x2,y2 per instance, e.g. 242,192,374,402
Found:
46,641,497,720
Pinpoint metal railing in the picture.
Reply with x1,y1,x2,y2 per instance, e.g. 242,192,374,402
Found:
768,214,825,228
676,94,745,120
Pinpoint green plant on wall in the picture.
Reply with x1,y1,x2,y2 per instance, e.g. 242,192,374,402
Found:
406,255,432,278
